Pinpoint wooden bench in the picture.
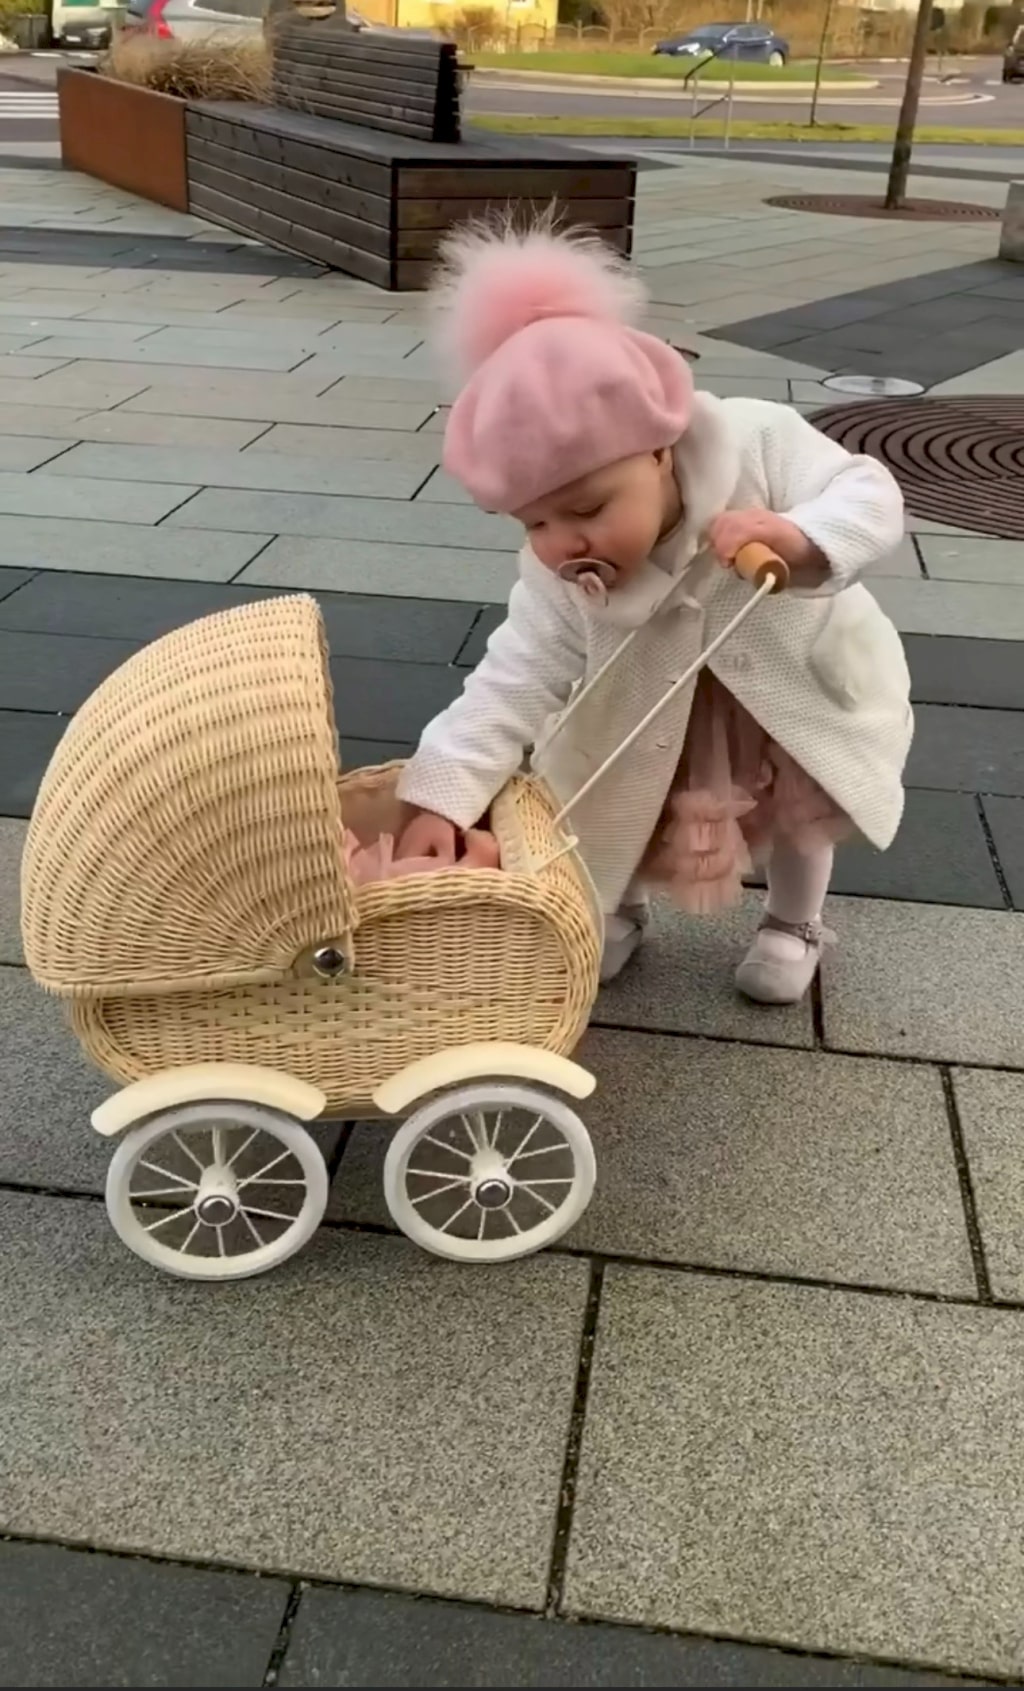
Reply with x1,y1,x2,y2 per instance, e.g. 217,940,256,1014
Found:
185,17,635,291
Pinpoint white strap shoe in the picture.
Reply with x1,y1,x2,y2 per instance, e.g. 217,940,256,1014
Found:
735,913,835,1006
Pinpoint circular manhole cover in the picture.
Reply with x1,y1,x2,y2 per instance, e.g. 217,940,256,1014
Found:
822,374,925,398
809,397,1024,540
765,194,999,222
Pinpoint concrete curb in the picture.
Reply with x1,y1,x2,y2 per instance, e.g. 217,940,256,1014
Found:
470,66,878,93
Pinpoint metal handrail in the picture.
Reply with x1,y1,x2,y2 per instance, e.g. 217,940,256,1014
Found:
681,42,737,149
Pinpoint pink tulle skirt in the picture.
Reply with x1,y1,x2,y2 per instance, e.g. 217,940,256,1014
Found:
642,669,852,914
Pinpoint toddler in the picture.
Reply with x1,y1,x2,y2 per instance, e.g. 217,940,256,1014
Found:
396,219,913,1005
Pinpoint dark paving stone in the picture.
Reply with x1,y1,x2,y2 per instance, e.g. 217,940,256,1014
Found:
905,636,1024,711
832,788,1003,909
907,705,1024,798
0,1539,288,1688
0,224,322,277
982,795,1024,910
0,630,141,715
0,710,66,818
713,259,1024,384
0,567,34,605
0,573,480,666
456,605,505,667
278,1584,998,1688
340,735,413,769
329,655,462,743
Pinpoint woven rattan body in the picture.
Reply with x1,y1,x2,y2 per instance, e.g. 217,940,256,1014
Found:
21,596,601,1116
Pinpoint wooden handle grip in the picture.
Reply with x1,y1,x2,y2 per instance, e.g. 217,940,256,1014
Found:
734,542,789,593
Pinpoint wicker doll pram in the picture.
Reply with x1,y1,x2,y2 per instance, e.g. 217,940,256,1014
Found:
20,594,604,1279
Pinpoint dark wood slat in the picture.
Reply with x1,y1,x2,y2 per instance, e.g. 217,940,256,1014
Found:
276,89,435,141
271,23,454,66
186,109,391,195
394,219,630,260
190,159,392,258
271,40,441,88
397,165,636,198
272,50,437,106
272,60,436,117
395,195,633,230
188,182,394,288
187,133,392,228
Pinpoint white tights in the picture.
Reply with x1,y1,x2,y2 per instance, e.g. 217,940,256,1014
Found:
765,838,834,928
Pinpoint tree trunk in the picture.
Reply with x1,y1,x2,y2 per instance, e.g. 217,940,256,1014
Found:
809,0,836,128
884,0,934,210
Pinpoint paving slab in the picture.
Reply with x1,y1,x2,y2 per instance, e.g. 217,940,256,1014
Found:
27,409,273,450
120,387,435,430
0,371,148,409
41,442,432,501
0,1192,587,1609
905,635,1024,710
566,1269,1024,1679
456,604,505,666
0,566,34,604
0,630,141,714
0,574,480,665
0,351,73,377
0,470,198,526
981,796,1024,909
0,434,72,473
328,654,462,743
917,537,1024,586
0,1540,289,1689
0,710,66,818
907,706,1024,799
0,315,164,342
241,537,517,604
0,517,272,582
830,788,1002,908
872,579,1024,642
0,819,24,966
952,1068,1024,1304
329,1027,972,1297
249,422,440,463
822,896,1024,1066
278,1583,997,1690
594,894,813,1048
167,489,518,552
28,335,313,371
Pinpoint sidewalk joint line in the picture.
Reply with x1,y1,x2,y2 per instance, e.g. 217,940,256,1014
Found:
261,1582,305,1688
974,795,1015,911
544,1260,604,1619
940,1065,995,1304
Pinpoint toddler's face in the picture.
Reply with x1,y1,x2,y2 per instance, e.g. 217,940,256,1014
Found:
512,450,680,585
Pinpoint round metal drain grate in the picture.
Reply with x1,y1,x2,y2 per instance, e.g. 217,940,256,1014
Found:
766,194,999,222
809,397,1024,540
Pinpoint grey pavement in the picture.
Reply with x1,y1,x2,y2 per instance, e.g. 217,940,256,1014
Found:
0,152,1022,1687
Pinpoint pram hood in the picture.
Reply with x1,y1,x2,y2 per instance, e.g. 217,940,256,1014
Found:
21,595,356,999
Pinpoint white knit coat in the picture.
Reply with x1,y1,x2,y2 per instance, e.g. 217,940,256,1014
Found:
397,394,913,915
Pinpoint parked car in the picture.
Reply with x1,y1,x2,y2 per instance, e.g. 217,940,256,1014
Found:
1003,22,1024,81
652,21,789,65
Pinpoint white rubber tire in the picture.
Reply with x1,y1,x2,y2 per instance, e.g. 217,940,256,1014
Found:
768,49,785,65
106,1101,329,1281
383,1082,596,1264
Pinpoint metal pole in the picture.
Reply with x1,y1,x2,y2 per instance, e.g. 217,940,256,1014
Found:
689,71,698,147
723,73,734,149
809,0,836,128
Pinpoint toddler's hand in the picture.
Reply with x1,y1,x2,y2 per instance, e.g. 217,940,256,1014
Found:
397,808,458,863
708,509,819,573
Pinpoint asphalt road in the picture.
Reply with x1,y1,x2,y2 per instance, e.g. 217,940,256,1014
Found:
466,57,1022,131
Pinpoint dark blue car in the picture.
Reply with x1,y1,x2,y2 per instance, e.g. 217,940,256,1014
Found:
652,22,789,64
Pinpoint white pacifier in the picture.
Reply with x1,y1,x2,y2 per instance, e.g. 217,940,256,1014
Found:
557,557,620,605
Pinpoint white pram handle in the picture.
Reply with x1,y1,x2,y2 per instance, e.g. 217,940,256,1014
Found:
551,542,789,833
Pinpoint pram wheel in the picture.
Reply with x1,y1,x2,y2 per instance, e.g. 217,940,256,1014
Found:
105,1101,329,1280
382,1082,595,1263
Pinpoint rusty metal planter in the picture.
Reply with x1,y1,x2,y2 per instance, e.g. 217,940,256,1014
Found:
58,66,189,214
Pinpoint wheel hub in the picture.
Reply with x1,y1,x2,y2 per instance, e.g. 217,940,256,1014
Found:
473,1177,513,1210
195,1193,238,1227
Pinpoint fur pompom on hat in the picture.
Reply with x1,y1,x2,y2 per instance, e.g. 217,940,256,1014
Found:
429,216,694,513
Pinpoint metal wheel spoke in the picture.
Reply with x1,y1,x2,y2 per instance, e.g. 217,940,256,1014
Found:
171,1132,206,1174
179,1219,203,1254
212,1124,227,1168
242,1204,297,1224
517,1183,557,1214
459,1113,482,1154
408,1165,471,1182
516,1176,572,1186
477,1208,488,1241
143,1205,194,1233
225,1128,260,1169
132,1186,199,1200
139,1159,196,1190
241,1210,267,1248
216,1226,227,1257
244,1177,307,1187
506,1208,523,1234
507,1141,568,1164
423,1132,471,1162
238,1148,292,1189
506,1115,544,1164
439,1196,475,1234
411,1177,466,1205
485,1110,504,1151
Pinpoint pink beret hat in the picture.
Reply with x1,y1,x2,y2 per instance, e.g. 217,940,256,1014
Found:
428,218,694,514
